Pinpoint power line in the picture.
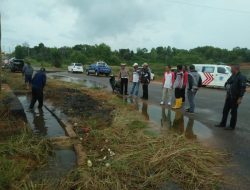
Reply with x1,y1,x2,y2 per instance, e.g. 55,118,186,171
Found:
166,0,250,14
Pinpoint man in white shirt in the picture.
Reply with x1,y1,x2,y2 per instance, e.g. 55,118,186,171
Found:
160,65,175,105
130,63,140,97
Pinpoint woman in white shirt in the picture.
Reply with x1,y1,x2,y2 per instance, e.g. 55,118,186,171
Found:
130,63,140,97
160,65,175,105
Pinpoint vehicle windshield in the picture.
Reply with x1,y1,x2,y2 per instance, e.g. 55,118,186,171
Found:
75,63,82,66
98,62,107,66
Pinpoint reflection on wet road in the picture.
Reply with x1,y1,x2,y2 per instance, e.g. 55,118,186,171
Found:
18,95,65,137
127,97,212,141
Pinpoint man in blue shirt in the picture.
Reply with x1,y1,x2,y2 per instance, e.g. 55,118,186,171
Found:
29,68,46,109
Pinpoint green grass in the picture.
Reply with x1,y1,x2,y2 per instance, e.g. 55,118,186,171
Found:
0,129,53,189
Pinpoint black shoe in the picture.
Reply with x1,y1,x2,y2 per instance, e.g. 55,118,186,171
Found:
215,124,225,128
224,126,235,130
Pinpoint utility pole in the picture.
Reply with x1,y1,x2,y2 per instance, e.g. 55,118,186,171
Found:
0,12,2,92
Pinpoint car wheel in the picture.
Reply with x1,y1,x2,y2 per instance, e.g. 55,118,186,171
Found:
87,71,90,75
71,70,74,73
95,71,99,76
105,73,109,77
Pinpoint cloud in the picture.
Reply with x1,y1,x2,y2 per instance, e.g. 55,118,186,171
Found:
1,0,250,52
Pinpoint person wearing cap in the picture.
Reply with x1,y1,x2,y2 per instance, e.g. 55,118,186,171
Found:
160,65,175,105
29,68,47,109
141,63,151,100
130,63,140,97
22,61,34,90
119,63,129,95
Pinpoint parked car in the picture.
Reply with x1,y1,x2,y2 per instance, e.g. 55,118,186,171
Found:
194,64,232,88
87,61,111,76
138,67,155,80
1,63,10,70
68,63,84,73
9,58,24,72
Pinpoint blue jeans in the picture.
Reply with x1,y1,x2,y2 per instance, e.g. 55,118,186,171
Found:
130,82,140,96
187,89,197,112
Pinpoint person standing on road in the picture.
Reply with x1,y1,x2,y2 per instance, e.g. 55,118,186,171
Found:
141,63,151,100
215,65,247,130
130,63,140,97
119,63,129,95
172,65,184,109
181,65,188,103
186,65,202,114
160,65,175,105
29,68,47,109
22,61,34,90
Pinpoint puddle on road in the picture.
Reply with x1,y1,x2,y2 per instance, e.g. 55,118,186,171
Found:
125,97,213,142
48,75,106,89
18,94,76,182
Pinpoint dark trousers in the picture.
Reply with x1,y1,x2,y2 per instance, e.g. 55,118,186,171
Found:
120,78,128,95
181,87,186,102
175,88,182,99
142,84,149,99
220,96,238,128
30,88,44,109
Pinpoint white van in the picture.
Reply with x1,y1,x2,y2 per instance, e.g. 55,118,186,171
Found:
193,64,232,88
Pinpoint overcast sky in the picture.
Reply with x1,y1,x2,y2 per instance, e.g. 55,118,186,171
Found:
1,0,250,52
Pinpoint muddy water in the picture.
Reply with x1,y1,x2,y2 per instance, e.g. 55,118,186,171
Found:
48,74,106,88
18,95,76,181
49,75,214,143
126,97,214,142
18,95,65,137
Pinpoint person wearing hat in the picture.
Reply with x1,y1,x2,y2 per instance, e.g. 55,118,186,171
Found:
130,63,141,97
119,63,129,95
141,63,151,100
29,68,47,109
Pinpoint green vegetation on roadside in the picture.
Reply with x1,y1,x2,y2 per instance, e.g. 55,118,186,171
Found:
0,129,52,190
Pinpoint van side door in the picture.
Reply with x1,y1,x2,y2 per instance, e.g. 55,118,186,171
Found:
201,66,216,86
214,66,231,87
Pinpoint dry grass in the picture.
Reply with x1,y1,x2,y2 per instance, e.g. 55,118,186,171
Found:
59,99,226,190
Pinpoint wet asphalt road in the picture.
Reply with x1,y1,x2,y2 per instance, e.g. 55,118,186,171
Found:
50,72,250,189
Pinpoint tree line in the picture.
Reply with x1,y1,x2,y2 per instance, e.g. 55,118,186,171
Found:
14,42,250,67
